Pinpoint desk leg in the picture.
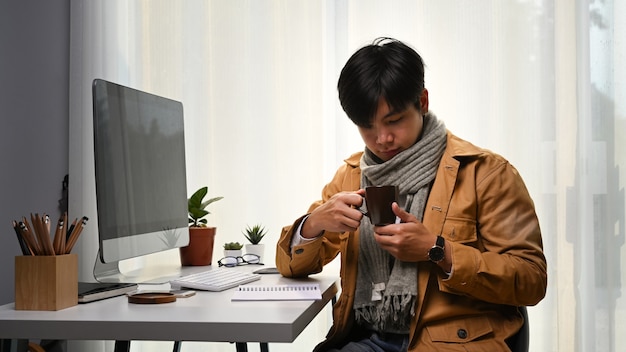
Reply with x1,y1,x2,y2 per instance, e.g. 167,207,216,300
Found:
235,342,248,352
114,341,130,352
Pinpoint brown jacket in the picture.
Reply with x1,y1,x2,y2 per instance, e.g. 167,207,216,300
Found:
276,131,547,351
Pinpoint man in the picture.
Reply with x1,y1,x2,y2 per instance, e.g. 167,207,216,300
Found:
276,38,547,351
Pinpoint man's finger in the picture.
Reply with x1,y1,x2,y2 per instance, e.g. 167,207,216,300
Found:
392,202,418,223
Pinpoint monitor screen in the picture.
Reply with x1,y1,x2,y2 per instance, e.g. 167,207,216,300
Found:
92,79,189,264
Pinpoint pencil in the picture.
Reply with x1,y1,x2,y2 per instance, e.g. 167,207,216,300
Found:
44,214,51,236
66,218,76,242
36,213,55,256
44,214,56,255
64,217,77,254
60,212,67,256
65,216,88,254
52,215,65,255
22,217,42,255
19,221,39,255
12,220,32,255
30,213,46,255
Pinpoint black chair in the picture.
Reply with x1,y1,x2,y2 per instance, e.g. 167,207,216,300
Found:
506,306,529,352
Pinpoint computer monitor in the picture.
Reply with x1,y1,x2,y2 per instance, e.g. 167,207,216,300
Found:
91,79,189,282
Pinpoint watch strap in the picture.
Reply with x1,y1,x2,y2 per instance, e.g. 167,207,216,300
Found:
435,235,444,248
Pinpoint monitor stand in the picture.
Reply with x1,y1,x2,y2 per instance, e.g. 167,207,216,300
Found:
92,248,203,284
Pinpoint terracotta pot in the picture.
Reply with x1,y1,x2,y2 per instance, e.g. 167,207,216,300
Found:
179,227,216,266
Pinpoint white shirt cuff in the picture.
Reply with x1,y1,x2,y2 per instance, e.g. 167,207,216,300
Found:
290,215,320,249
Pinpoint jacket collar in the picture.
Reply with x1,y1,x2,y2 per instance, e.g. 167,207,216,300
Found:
444,131,484,159
344,151,362,168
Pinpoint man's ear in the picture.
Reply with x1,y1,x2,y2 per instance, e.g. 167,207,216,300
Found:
419,88,429,113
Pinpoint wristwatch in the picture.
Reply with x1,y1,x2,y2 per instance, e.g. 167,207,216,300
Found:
428,235,445,263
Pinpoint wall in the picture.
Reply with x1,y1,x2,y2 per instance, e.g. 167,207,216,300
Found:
0,0,70,305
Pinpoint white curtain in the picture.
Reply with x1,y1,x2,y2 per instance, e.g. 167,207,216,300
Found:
69,0,626,351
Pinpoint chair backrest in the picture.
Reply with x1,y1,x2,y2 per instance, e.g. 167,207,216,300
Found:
506,306,529,352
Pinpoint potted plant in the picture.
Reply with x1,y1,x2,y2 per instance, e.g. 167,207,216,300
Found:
179,186,223,266
243,224,268,263
223,242,244,258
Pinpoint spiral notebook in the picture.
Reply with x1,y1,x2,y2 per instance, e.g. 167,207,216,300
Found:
231,283,322,301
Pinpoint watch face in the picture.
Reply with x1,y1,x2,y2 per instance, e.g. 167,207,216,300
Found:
428,246,445,262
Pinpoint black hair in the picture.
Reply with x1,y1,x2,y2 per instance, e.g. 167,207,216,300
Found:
337,38,426,127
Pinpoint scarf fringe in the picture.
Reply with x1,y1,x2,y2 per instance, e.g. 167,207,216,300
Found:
354,294,416,333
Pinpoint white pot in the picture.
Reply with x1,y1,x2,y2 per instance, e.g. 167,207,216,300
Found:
223,249,242,258
244,243,265,264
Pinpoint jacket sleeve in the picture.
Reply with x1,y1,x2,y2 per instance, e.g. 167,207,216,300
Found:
439,160,548,306
275,162,358,278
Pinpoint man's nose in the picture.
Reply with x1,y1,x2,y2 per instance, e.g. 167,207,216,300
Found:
376,128,392,144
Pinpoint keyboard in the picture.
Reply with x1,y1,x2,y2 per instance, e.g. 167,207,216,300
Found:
170,268,261,292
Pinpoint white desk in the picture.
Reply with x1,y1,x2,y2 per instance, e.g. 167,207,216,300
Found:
0,267,338,352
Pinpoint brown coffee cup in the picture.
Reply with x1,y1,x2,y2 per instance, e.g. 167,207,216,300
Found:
360,185,399,226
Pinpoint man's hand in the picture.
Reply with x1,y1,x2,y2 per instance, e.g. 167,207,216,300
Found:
301,190,365,238
373,203,452,272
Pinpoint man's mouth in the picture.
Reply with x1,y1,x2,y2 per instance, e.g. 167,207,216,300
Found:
379,148,400,159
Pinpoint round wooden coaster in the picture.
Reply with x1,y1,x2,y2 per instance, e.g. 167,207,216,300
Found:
128,292,177,304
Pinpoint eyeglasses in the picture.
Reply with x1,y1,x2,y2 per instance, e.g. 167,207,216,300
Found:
218,253,263,267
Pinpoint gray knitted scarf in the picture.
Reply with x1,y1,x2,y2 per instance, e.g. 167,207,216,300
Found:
354,112,447,333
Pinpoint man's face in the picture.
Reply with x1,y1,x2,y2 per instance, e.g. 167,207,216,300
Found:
357,95,426,162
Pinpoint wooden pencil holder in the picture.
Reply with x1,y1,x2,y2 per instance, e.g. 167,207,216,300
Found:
14,254,78,311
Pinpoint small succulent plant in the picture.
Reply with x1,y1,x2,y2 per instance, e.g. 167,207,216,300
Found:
243,224,268,245
223,242,243,250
